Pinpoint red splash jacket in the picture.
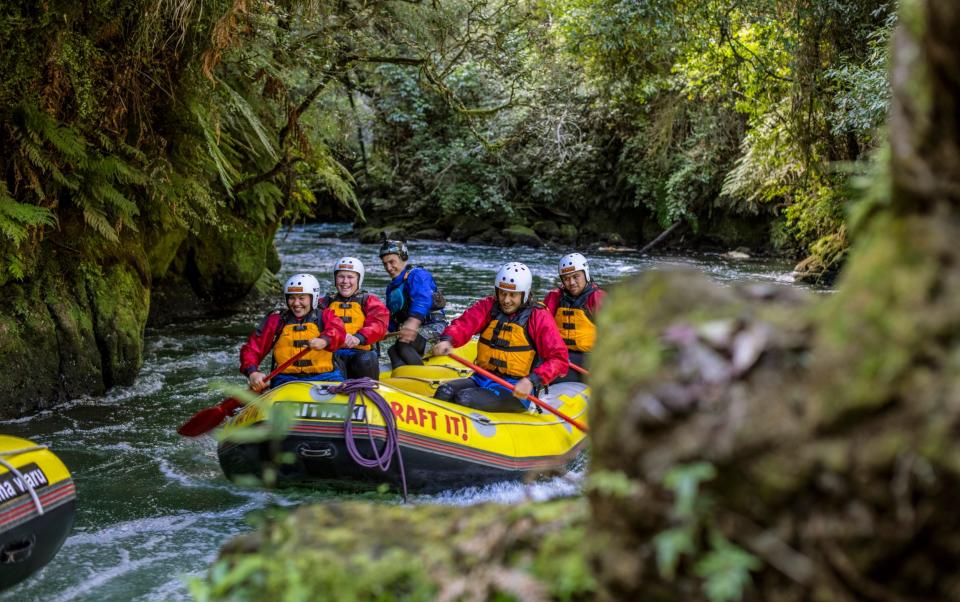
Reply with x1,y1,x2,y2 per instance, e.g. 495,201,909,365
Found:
440,296,569,386
543,283,606,353
320,293,390,347
240,308,346,375
542,284,606,316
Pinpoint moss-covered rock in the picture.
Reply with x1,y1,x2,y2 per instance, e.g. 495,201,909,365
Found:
792,229,847,285
0,246,150,416
143,225,189,281
0,276,69,416
194,498,594,601
187,215,277,300
532,219,561,241
447,213,490,242
84,261,150,387
411,228,446,240
580,212,642,246
354,224,414,245
558,223,578,246
504,224,543,247
587,261,960,600
265,241,282,275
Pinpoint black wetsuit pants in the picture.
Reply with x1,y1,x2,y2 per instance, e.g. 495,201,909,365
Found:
434,378,527,413
388,333,427,369
553,351,586,383
339,349,380,380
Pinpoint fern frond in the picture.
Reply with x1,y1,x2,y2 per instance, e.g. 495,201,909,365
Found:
81,205,120,242
191,100,241,190
0,183,55,245
312,147,362,218
89,155,148,187
5,253,26,281
720,106,802,211
19,103,88,161
14,129,78,190
219,80,280,162
90,182,140,218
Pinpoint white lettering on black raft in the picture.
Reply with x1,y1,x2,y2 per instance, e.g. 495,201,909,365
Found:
0,463,49,503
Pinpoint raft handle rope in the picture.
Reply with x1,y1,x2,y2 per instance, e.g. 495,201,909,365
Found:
0,446,48,516
328,378,408,502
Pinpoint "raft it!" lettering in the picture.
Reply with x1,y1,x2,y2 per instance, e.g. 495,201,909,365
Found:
389,402,470,441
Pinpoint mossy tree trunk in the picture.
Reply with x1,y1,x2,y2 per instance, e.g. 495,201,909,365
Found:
590,1,960,600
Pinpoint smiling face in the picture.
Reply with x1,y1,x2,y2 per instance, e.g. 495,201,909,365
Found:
335,271,359,297
381,254,406,279
560,270,587,297
496,289,524,314
286,293,313,318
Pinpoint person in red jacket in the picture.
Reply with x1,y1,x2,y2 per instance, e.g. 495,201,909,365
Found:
430,262,569,412
240,273,346,391
543,252,606,383
320,256,390,380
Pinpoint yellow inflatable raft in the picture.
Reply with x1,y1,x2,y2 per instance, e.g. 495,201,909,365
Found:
0,436,76,590
217,342,588,492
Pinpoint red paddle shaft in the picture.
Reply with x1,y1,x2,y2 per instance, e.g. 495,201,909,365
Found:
568,362,590,376
177,345,313,437
448,354,588,433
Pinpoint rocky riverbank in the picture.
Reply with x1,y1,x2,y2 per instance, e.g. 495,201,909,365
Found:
0,221,281,418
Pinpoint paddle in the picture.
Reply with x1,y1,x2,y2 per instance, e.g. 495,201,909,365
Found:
568,362,590,377
448,354,588,433
177,346,312,437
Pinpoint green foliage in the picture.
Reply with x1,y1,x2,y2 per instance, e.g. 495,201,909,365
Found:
663,462,717,519
1,101,147,273
546,0,896,252
0,0,382,281
0,0,898,283
827,12,895,145
0,182,55,281
652,527,696,581
695,532,762,602
189,543,436,602
652,462,761,602
584,469,640,497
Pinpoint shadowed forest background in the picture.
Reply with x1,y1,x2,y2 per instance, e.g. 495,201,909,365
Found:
1,0,894,279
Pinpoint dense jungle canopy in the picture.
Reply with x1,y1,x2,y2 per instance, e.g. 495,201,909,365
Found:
1,0,894,276
0,0,895,414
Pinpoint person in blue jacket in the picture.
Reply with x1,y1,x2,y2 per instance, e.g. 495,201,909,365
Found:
379,236,447,368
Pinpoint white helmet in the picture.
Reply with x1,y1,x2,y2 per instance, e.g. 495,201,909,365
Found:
558,252,590,282
334,256,365,291
495,262,533,303
284,273,322,309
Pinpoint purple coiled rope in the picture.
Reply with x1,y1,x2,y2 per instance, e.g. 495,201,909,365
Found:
328,378,408,501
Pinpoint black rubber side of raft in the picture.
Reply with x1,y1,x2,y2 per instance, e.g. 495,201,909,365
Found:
0,500,75,591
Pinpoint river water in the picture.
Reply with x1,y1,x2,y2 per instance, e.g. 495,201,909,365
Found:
0,223,805,601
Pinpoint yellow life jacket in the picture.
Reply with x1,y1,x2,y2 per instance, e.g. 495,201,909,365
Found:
273,310,334,374
476,304,538,378
554,283,599,352
323,293,371,350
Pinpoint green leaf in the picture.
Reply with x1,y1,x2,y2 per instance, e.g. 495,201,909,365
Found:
653,527,695,581
694,532,761,602
584,469,639,498
81,206,119,242
664,462,716,519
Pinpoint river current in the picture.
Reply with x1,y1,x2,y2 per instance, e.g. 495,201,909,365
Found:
0,223,804,601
